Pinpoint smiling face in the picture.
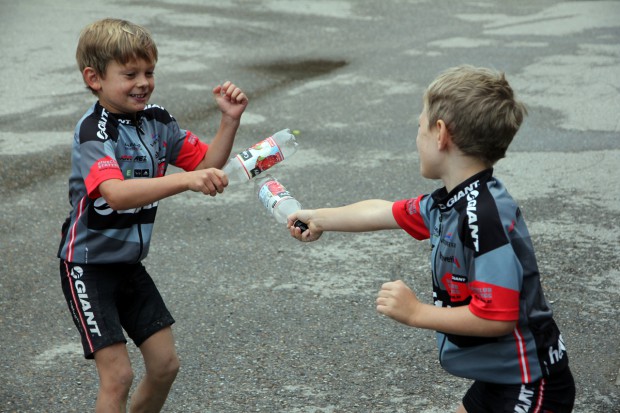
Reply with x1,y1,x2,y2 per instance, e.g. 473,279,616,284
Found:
91,58,155,115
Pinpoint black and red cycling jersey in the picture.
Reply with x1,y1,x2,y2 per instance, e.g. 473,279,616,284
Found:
58,102,208,264
393,169,569,384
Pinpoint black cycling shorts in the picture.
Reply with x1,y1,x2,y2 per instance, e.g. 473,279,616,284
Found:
59,260,175,359
462,366,575,413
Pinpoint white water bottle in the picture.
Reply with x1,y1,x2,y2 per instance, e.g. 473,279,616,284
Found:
222,129,298,184
255,174,308,231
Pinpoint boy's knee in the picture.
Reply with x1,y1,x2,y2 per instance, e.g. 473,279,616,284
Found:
149,353,180,383
118,367,136,388
165,353,180,379
101,365,135,394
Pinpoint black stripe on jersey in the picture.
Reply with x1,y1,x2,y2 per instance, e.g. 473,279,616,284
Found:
457,181,508,257
79,107,119,144
87,202,158,230
142,104,175,125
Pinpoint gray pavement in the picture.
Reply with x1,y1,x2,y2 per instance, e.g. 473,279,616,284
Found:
1,0,619,412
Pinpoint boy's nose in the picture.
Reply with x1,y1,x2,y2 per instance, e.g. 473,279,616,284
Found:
136,76,150,88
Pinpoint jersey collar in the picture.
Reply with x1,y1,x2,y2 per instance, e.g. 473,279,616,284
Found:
431,168,494,211
94,101,145,130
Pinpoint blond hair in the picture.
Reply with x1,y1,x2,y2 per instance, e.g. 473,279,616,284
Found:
424,65,527,165
76,18,158,94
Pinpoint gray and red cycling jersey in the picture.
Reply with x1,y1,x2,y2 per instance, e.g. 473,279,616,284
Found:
392,169,569,384
58,102,208,264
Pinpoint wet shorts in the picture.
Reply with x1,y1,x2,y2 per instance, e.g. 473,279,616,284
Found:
59,260,175,359
462,366,575,413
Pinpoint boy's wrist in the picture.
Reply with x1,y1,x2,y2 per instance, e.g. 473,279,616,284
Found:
409,301,433,329
219,115,241,128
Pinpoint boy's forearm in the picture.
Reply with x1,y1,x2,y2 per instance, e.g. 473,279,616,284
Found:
99,174,190,210
198,117,240,170
313,200,399,232
412,303,516,337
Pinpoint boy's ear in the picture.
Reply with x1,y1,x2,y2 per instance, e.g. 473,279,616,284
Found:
82,67,102,91
435,119,451,150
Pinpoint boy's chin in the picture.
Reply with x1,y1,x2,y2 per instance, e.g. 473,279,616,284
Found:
130,96,150,108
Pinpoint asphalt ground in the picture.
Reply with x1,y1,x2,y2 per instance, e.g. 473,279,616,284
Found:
0,1,619,412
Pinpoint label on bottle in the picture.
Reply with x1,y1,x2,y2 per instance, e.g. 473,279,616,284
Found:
258,179,292,214
234,136,284,179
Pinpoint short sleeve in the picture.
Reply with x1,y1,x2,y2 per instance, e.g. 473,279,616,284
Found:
171,130,208,171
77,117,124,199
392,195,430,240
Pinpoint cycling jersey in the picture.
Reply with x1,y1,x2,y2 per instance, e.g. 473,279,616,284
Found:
392,169,569,384
58,102,208,264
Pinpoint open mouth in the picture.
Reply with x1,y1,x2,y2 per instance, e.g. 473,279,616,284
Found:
130,93,147,99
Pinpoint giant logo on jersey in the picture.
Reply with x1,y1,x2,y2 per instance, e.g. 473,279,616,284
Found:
96,108,109,140
465,189,480,252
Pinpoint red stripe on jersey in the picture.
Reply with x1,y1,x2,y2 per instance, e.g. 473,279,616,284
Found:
533,378,546,413
513,326,532,383
62,261,95,355
468,280,520,321
66,197,87,263
174,131,208,171
84,156,123,198
392,196,429,240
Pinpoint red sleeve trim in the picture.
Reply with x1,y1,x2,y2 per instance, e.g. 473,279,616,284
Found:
175,131,208,171
392,196,429,240
85,156,124,198
468,280,520,321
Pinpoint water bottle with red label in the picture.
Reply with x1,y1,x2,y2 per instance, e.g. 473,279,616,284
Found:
222,129,298,184
255,174,308,231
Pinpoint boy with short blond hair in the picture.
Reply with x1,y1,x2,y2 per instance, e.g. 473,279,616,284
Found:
58,18,248,412
289,65,575,412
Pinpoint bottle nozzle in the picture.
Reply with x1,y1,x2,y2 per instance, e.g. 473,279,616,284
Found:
293,220,308,232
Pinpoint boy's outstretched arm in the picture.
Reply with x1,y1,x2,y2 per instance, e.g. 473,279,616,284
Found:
99,168,227,211
376,280,516,337
196,81,248,170
287,199,400,242
100,82,247,210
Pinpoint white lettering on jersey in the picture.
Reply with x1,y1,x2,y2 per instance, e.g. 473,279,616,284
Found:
97,109,109,140
466,189,480,252
446,180,480,207
549,334,567,365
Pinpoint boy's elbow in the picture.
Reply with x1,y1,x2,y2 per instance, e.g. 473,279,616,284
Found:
98,179,126,210
494,320,517,336
102,194,123,211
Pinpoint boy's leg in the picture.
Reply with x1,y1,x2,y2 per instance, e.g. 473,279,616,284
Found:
462,368,575,413
60,260,134,412
455,403,467,413
129,327,180,413
94,343,134,413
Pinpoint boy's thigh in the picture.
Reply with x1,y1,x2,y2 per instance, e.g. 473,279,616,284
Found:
59,260,174,358
115,263,175,347
462,367,575,413
60,260,127,358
